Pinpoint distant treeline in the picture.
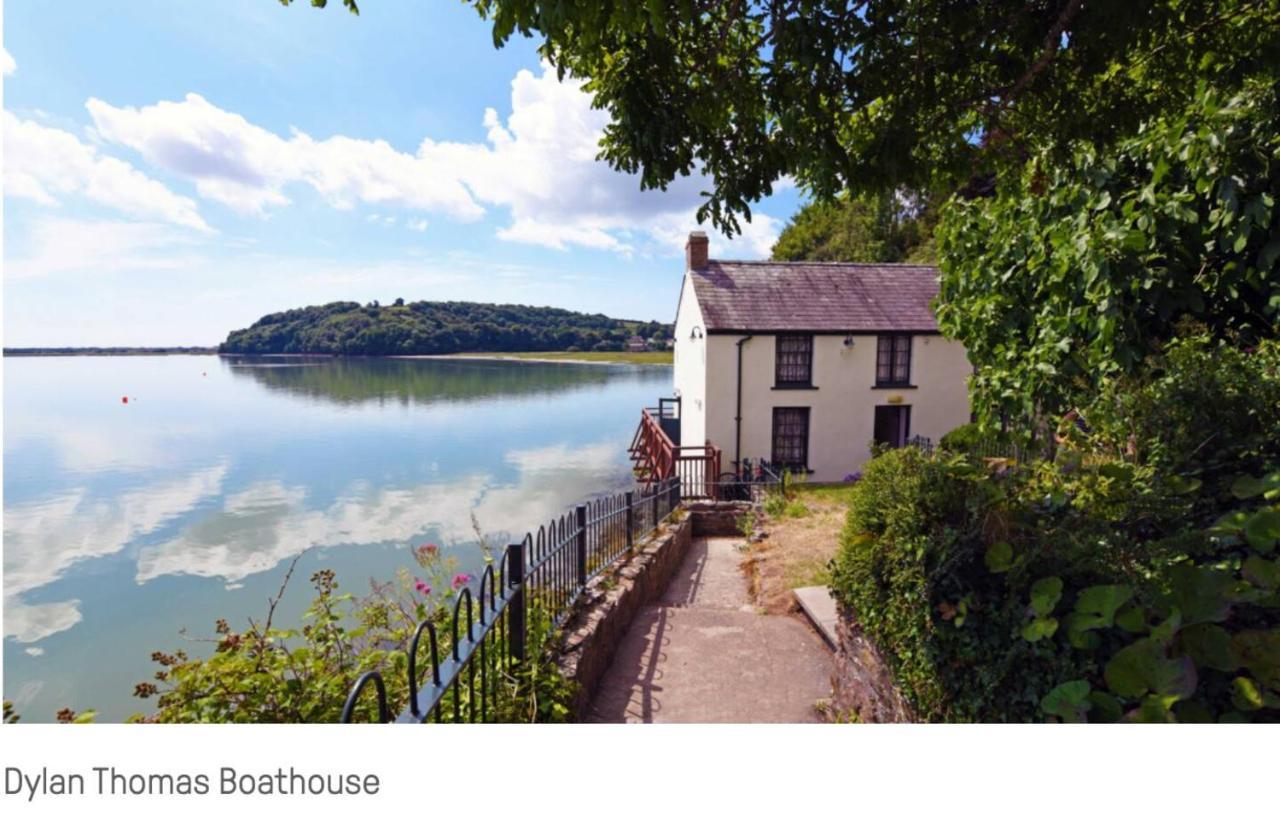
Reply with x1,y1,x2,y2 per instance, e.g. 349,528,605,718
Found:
4,347,218,356
220,300,673,356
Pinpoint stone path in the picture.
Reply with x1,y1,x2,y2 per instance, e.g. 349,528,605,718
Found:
587,536,833,723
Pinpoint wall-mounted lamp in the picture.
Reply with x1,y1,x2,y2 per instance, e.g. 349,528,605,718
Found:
842,334,855,348
690,326,704,340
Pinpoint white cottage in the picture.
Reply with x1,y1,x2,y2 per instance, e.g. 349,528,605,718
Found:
659,231,971,485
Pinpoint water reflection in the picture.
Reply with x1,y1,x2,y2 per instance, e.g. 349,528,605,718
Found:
133,441,625,586
3,355,666,720
226,355,667,407
3,463,229,642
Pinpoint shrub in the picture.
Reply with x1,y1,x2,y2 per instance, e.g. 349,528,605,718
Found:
938,423,984,453
832,448,1103,721
132,544,573,723
762,493,788,517
831,335,1280,722
783,500,810,518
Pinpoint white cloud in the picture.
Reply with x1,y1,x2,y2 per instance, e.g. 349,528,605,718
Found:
5,217,204,279
87,93,485,219
2,47,16,76
424,65,781,257
81,66,779,256
407,218,428,232
2,111,211,231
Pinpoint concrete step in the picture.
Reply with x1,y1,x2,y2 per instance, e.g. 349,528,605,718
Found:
793,585,839,650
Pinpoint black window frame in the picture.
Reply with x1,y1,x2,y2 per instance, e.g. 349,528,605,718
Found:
875,335,912,386
774,334,814,388
771,407,811,473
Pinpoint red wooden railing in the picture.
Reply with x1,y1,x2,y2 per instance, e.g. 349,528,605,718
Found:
629,406,721,498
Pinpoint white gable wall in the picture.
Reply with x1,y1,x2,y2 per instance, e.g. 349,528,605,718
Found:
672,273,707,447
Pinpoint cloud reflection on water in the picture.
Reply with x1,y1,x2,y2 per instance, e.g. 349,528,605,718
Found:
3,462,229,641
133,441,626,585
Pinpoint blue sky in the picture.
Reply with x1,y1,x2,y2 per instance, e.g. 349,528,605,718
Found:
2,1,801,346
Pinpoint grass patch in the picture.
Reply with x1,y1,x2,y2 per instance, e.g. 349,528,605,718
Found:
453,350,672,365
793,483,858,504
783,553,833,589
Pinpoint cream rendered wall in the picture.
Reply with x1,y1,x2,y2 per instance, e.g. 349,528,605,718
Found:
704,332,971,481
671,274,707,447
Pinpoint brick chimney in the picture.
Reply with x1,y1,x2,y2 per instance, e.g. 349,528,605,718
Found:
685,231,709,271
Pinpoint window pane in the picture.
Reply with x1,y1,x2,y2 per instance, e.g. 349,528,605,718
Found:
876,336,892,384
776,335,812,384
893,336,911,383
877,335,912,384
771,407,810,470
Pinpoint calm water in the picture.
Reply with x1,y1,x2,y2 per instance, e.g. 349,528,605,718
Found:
3,355,668,722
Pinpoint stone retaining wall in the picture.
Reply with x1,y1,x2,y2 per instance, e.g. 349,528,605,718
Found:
828,601,914,723
554,502,747,721
686,500,752,536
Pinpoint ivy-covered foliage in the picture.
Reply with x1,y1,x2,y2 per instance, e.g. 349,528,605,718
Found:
831,334,1280,722
220,300,670,356
937,83,1280,426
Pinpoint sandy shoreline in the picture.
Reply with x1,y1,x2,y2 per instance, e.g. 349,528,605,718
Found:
392,354,670,366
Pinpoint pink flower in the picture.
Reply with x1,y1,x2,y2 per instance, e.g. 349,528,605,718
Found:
414,579,432,596
451,573,472,590
417,543,439,557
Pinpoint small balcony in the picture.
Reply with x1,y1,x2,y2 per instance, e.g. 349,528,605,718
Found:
628,396,721,499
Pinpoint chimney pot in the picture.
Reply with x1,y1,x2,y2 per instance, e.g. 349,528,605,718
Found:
686,231,709,271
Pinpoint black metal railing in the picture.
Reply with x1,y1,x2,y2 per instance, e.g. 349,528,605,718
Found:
707,458,784,502
906,435,935,455
340,477,683,723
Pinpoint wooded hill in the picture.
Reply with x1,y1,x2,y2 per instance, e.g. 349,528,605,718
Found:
219,300,672,355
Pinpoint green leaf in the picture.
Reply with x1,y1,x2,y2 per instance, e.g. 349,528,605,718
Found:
1133,694,1178,723
1072,584,1133,630
1179,623,1239,672
1231,676,1264,711
1064,614,1103,649
1165,475,1202,495
984,540,1013,573
1105,637,1197,700
1231,473,1280,499
1115,604,1148,633
1021,617,1059,643
1232,630,1280,689
1168,564,1234,625
1242,555,1280,589
1259,234,1280,271
1212,509,1250,533
1041,680,1092,722
1029,577,1064,617
1244,508,1280,553
1087,691,1124,723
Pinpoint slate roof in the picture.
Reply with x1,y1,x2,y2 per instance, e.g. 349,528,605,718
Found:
689,260,941,333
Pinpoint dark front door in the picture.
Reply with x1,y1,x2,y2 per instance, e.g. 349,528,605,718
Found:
873,405,911,448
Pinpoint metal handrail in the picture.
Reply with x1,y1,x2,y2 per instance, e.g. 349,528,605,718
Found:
341,476,684,724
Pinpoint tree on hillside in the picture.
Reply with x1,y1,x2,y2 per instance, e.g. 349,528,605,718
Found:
771,191,936,263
